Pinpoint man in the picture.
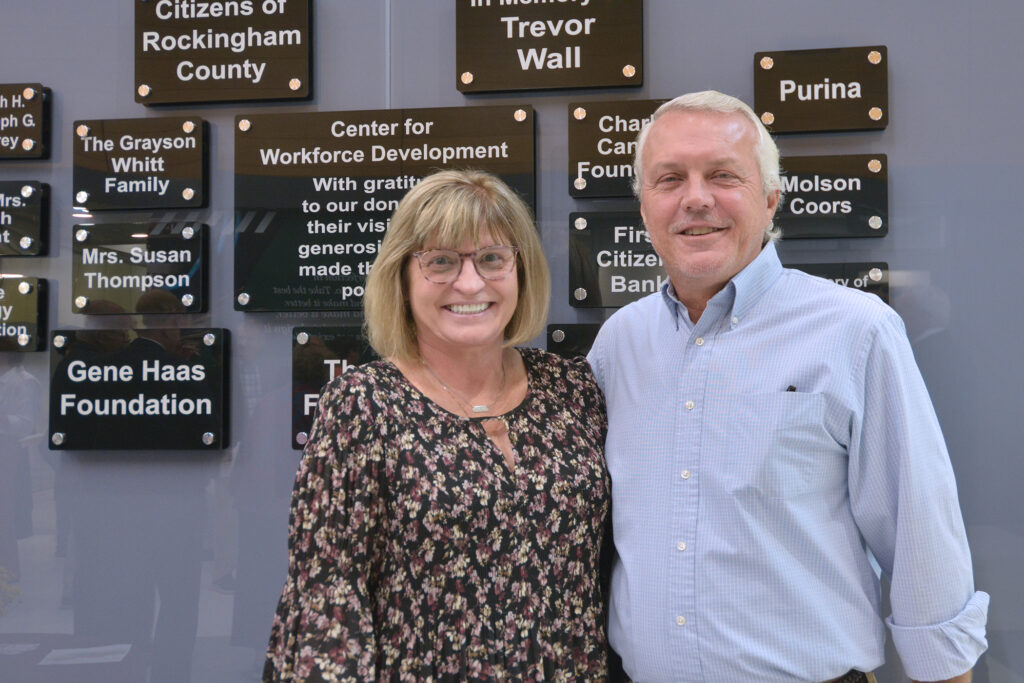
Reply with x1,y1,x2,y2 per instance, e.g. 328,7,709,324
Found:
588,91,988,683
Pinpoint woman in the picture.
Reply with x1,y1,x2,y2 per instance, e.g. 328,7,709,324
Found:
264,169,610,681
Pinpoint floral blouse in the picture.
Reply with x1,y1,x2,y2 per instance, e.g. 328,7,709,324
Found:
264,348,610,682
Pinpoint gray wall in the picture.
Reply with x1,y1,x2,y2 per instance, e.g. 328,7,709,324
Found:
1,1,1020,681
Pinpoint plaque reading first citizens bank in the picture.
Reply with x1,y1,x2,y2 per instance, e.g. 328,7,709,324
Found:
234,105,535,312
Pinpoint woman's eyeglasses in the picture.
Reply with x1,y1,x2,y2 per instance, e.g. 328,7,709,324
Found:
412,245,519,284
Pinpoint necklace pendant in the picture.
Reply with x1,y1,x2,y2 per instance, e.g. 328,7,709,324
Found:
471,405,489,413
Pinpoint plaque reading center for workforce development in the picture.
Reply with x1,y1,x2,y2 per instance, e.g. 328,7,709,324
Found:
0,83,50,159
234,105,536,312
777,154,888,238
0,276,47,352
0,181,48,256
568,99,664,198
48,327,229,450
569,211,666,308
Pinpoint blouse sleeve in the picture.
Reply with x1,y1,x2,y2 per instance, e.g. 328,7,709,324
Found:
265,373,386,683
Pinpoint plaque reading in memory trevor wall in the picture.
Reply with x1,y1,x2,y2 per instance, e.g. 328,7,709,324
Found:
71,223,208,315
569,211,666,308
456,0,643,93
547,323,600,359
778,154,888,238
235,105,536,312
787,262,889,303
568,99,664,198
292,326,378,450
0,83,50,159
48,327,229,450
754,45,888,133
134,0,311,104
0,276,46,352
73,117,207,211
0,181,48,256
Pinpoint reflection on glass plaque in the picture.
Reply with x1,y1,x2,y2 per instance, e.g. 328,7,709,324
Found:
568,99,664,198
569,211,665,308
73,117,207,211
456,0,643,93
71,223,207,315
778,154,888,238
0,276,47,352
134,0,311,104
0,181,48,256
547,323,600,358
787,262,889,303
48,327,229,450
235,105,536,312
754,45,888,133
291,326,379,450
0,83,50,159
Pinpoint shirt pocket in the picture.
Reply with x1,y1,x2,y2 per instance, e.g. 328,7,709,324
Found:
704,392,839,499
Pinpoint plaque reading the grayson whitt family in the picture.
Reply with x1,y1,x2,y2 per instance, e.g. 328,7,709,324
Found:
547,323,600,359
49,327,229,450
569,99,663,198
72,223,208,315
788,262,889,303
778,154,888,238
135,0,311,104
0,83,50,159
73,117,207,211
0,276,46,352
235,105,535,312
292,326,378,450
754,45,888,133
569,211,665,308
0,181,48,256
456,0,643,93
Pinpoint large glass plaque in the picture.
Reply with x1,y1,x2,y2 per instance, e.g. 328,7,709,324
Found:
291,326,378,450
73,117,207,211
134,0,311,104
0,83,50,159
71,223,208,315
0,276,46,352
754,45,888,133
547,323,600,358
0,181,48,256
456,0,643,93
48,328,229,450
568,99,664,198
778,154,888,238
787,262,889,303
569,211,665,308
235,105,536,312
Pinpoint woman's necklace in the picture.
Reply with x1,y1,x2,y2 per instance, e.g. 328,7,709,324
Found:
421,355,507,415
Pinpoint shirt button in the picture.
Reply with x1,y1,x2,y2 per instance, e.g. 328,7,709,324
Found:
695,337,704,346
676,615,686,626
731,316,739,325
681,469,691,479
685,400,695,410
676,541,687,551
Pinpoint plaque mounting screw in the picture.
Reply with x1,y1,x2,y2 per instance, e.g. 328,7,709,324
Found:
869,268,883,282
137,84,152,97
51,433,66,446
76,124,90,138
53,335,67,349
296,332,310,345
867,50,883,65
868,216,883,230
180,294,194,308
75,296,89,309
759,56,775,70
75,191,89,204
17,281,32,294
203,332,216,346
760,112,775,125
23,87,36,100
237,292,250,306
574,177,587,190
182,120,196,134
20,185,34,198
17,334,30,347
622,64,636,78
21,139,35,151
867,159,882,173
574,217,588,230
573,107,587,121
202,432,216,446
513,109,527,122
868,107,884,121
19,236,33,250
296,432,309,446
238,119,251,132
460,72,474,85
552,329,566,343
289,78,302,91
182,187,195,201
574,287,588,301
181,226,195,239
75,229,89,242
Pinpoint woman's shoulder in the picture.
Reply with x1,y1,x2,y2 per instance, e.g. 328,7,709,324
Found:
519,347,598,387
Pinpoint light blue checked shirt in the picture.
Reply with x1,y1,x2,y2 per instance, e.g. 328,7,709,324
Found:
588,243,988,683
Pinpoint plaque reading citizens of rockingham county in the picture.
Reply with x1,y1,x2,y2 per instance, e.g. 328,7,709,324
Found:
234,105,536,312
568,99,664,198
73,117,207,211
455,0,643,93
569,211,666,308
71,223,208,316
547,323,600,358
134,0,311,104
0,276,47,352
787,262,889,303
0,83,50,159
777,154,888,238
0,181,49,256
292,326,378,449
48,327,229,450
754,45,888,134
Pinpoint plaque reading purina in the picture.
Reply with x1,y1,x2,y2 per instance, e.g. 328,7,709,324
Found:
754,45,888,133
788,262,889,303
569,211,666,308
0,181,48,256
0,276,46,352
568,99,664,198
0,83,50,159
547,323,600,359
778,154,888,238
456,0,643,93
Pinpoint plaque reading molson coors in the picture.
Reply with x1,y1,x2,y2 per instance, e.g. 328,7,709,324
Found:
777,154,888,238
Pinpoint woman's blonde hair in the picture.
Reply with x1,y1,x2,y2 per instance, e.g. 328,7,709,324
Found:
363,169,550,361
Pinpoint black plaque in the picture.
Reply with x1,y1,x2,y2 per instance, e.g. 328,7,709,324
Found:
787,262,889,303
568,99,664,198
0,276,47,352
778,154,888,238
48,327,229,450
0,83,50,159
73,117,207,211
291,326,378,450
235,105,536,312
547,323,600,358
754,45,888,133
569,211,666,308
71,223,208,315
0,181,48,256
134,0,311,105
456,0,643,93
